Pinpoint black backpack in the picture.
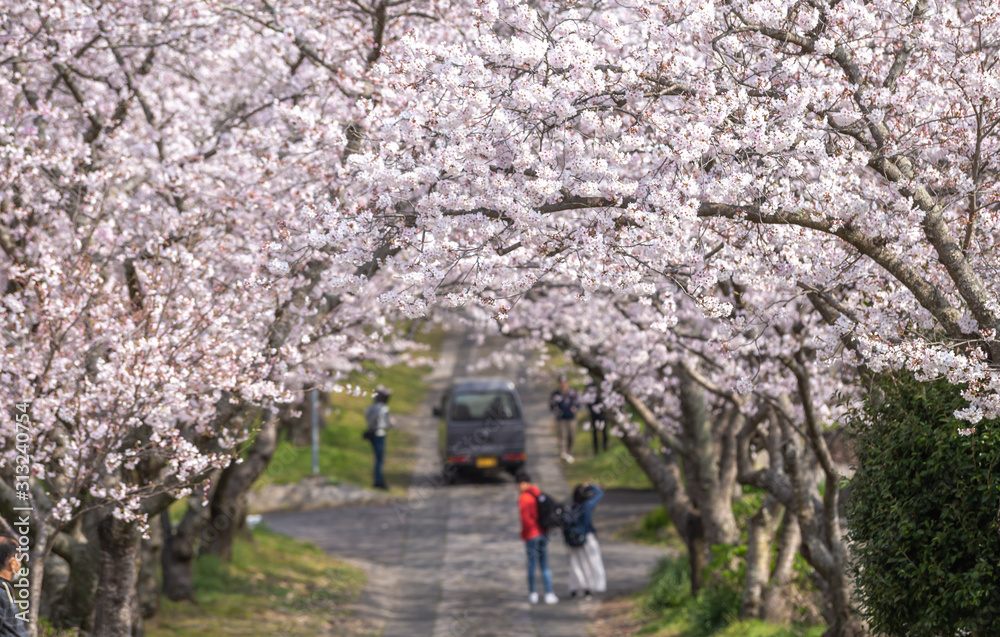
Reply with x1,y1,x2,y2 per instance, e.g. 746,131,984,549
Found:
532,492,571,532
562,504,587,547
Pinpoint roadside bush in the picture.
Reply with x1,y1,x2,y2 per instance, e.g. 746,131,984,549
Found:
645,555,691,611
689,584,742,636
847,373,1000,636
678,544,744,636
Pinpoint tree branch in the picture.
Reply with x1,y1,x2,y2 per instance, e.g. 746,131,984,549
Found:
698,201,966,338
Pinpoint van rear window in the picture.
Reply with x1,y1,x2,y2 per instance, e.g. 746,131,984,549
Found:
450,391,520,420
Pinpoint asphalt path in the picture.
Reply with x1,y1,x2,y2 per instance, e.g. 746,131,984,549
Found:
265,331,670,636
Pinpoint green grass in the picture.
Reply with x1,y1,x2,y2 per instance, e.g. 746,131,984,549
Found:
563,420,654,489
147,526,366,637
714,622,826,637
255,357,433,497
37,622,81,637
617,505,687,550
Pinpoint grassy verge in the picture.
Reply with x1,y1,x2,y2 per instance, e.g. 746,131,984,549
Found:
256,334,440,496
562,418,653,489
615,505,687,551
623,555,825,637
146,526,366,637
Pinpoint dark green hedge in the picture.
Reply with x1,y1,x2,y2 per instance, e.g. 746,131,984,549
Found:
847,374,1000,636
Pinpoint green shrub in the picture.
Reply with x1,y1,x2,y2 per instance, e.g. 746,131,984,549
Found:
689,583,742,636
847,373,1000,636
645,555,692,611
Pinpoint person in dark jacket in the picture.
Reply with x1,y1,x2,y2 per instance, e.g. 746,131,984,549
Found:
0,536,29,637
549,376,580,463
566,483,606,599
585,384,608,455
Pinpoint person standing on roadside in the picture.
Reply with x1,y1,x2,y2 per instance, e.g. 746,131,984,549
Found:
365,385,395,490
0,537,28,637
516,470,558,605
585,383,608,455
566,483,606,600
549,376,580,463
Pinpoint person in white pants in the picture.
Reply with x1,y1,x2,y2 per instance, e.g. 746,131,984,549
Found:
565,483,606,599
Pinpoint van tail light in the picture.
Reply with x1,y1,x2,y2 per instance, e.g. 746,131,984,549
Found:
446,456,471,464
501,453,526,461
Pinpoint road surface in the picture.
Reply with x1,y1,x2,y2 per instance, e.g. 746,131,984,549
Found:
265,332,670,636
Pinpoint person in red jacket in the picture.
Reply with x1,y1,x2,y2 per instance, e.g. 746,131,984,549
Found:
516,470,558,605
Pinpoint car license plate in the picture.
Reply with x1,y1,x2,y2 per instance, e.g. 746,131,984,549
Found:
476,456,498,468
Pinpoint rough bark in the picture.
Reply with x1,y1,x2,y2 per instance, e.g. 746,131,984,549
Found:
160,479,216,602
280,391,328,446
741,494,782,619
200,410,278,561
27,523,46,637
762,508,801,623
549,341,743,596
47,512,100,630
40,553,69,625
130,534,145,637
92,514,141,637
779,415,865,637
785,355,866,637
617,420,707,593
678,366,740,545
136,518,162,622
734,389,866,637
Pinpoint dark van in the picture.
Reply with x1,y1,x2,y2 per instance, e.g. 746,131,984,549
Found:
434,378,527,476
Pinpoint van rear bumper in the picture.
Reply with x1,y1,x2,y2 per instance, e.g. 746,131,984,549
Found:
445,452,526,470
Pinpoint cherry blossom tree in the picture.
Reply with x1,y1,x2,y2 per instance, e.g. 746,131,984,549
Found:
345,0,1000,421
4,0,999,631
474,265,863,633
1,0,423,632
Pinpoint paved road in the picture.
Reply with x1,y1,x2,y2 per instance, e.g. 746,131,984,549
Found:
265,332,670,636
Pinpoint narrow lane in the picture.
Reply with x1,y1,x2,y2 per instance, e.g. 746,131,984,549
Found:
265,330,670,636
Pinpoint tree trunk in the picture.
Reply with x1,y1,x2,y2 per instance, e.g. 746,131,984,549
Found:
92,515,141,637
279,391,327,446
617,421,707,594
26,525,46,637
136,518,162,623
678,366,740,545
824,605,868,637
553,352,728,597
160,479,216,602
130,531,145,637
787,361,868,637
741,494,782,619
822,556,867,637
48,512,100,630
687,534,708,595
200,410,278,561
280,401,311,446
777,411,867,637
762,508,801,623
